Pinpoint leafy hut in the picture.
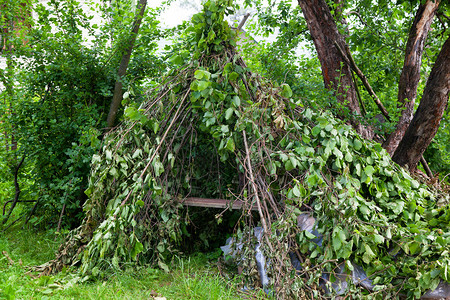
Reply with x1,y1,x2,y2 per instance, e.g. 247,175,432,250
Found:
44,1,450,298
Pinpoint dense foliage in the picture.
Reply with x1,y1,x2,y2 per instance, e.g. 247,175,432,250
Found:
1,0,449,298
38,1,449,298
0,0,164,227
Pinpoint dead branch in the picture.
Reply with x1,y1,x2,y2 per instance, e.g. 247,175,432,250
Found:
56,203,66,236
2,155,26,224
2,251,14,265
3,200,37,216
237,13,250,31
420,156,433,178
242,130,275,254
334,41,390,121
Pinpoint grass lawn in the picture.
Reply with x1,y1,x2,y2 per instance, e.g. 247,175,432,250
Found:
0,226,266,299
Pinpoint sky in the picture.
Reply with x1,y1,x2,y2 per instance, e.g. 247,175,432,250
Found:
149,0,287,50
150,0,202,29
149,0,308,56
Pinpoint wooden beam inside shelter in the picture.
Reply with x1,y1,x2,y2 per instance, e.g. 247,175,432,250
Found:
181,197,257,210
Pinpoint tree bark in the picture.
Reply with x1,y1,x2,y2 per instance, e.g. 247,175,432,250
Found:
383,0,440,156
392,36,450,171
106,0,147,129
298,0,371,139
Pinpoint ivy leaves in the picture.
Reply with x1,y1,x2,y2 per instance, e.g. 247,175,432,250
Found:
186,0,236,56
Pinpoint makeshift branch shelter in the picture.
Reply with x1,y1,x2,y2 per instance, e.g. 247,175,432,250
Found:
41,1,450,298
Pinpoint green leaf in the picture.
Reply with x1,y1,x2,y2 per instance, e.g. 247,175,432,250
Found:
109,167,118,178
226,138,235,152
304,230,317,239
386,228,392,239
131,240,144,260
302,135,310,143
362,243,376,264
332,230,342,251
152,120,160,134
373,234,385,244
344,152,353,162
346,260,354,271
333,148,343,160
292,185,300,197
430,269,441,279
132,149,142,159
268,161,277,175
408,241,420,255
158,261,170,273
194,69,211,80
354,139,363,151
307,173,319,187
124,106,138,120
280,83,293,98
85,187,92,197
355,163,361,176
325,124,333,132
157,242,165,253
312,126,321,136
338,228,346,242
229,72,239,81
341,240,353,259
359,204,370,215
364,165,375,177
317,116,328,126
190,81,199,91
285,159,295,171
153,160,164,177
197,81,209,91
207,30,216,42
232,95,241,107
225,107,233,120
169,54,183,65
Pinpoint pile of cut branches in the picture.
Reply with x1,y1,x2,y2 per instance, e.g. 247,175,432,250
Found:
43,1,449,298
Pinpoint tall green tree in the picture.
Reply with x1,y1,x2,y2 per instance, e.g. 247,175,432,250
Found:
296,0,450,173
0,0,33,225
0,0,164,228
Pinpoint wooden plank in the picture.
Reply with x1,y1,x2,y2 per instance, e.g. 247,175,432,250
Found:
181,197,257,210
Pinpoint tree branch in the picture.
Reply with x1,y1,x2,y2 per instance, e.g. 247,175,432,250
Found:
2,155,25,224
237,13,250,31
242,130,268,235
334,41,390,121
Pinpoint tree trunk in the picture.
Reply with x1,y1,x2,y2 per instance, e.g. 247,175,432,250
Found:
298,0,372,139
383,0,440,156
4,38,17,155
392,36,450,171
106,0,147,129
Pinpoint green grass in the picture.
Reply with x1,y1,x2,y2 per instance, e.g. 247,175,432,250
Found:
0,227,266,299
